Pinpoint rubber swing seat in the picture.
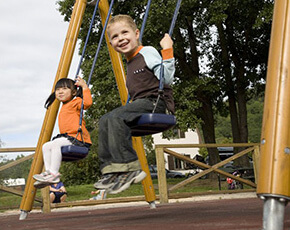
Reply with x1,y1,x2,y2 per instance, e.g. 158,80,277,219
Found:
61,145,89,162
131,113,176,136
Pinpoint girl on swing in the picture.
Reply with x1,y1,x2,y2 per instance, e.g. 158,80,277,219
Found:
94,14,175,194
33,77,92,188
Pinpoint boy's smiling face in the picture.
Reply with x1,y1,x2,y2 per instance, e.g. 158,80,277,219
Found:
108,21,140,59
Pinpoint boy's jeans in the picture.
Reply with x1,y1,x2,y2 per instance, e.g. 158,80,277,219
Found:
98,98,166,174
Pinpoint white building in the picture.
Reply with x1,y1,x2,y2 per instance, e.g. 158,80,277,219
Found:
152,129,201,172
3,178,26,191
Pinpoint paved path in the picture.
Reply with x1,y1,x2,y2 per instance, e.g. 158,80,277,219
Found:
1,193,290,230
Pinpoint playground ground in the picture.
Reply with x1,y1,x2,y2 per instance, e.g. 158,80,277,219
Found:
1,192,290,230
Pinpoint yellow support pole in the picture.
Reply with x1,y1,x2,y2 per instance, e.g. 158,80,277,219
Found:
19,0,87,220
98,0,156,205
257,0,290,228
257,0,290,199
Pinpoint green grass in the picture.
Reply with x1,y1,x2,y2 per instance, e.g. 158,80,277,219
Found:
0,178,251,212
63,178,231,202
0,194,23,210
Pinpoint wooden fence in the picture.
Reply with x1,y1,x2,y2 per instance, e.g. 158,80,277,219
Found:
0,143,259,211
155,143,260,203
0,148,43,205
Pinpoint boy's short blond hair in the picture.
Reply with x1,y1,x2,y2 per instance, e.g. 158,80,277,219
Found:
107,14,138,35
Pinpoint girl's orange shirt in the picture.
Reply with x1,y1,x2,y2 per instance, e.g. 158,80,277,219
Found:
58,88,93,144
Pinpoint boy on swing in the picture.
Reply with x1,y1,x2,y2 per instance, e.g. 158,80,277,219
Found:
94,14,175,194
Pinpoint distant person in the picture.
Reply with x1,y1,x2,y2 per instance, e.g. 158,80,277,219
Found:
33,77,92,188
90,189,107,200
50,181,67,203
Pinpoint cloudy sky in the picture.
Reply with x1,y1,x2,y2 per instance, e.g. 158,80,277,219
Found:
0,1,81,159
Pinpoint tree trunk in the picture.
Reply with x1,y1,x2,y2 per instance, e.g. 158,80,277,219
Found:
216,22,241,144
235,67,250,166
224,18,250,167
198,93,219,179
216,21,250,167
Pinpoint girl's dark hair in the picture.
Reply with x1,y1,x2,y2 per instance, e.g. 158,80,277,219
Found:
44,78,83,109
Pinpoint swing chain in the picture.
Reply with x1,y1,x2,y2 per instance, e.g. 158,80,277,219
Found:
152,89,164,114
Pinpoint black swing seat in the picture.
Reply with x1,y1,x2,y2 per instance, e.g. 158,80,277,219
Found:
61,145,89,162
131,113,176,137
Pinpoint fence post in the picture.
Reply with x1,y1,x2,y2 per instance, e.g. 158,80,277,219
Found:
41,187,51,213
155,146,168,203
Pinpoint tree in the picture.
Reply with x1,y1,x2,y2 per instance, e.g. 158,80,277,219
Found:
56,0,273,181
216,95,264,144
207,0,272,165
0,155,32,182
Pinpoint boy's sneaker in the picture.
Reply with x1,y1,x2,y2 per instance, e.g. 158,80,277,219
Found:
108,170,146,195
33,170,60,184
94,173,119,189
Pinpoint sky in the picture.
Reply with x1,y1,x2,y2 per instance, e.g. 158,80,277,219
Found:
0,1,81,160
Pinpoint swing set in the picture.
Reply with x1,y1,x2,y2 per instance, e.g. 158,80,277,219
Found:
14,0,290,228
19,0,181,220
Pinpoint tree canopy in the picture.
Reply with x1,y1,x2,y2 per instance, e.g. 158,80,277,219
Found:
55,0,273,184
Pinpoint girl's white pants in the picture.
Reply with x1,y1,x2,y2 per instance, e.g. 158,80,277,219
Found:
42,137,71,174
